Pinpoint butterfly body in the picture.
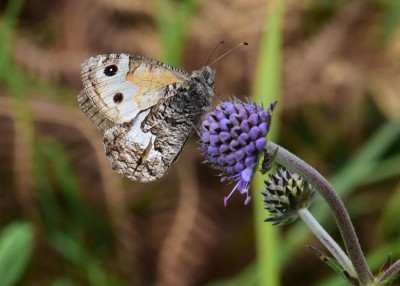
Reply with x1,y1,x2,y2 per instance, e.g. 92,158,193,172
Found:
78,54,216,182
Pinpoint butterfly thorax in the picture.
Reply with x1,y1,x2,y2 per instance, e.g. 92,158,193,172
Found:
188,65,216,113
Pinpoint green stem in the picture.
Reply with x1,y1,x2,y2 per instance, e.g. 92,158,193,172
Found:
298,208,357,278
266,141,373,285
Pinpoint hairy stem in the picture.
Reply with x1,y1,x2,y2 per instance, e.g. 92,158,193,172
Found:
266,141,373,284
298,208,356,278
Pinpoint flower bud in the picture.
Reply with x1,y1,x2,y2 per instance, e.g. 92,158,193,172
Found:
262,168,315,225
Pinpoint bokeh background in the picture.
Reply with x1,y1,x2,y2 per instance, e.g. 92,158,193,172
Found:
1,0,400,285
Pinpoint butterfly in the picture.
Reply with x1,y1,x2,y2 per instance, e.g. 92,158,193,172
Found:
78,54,216,182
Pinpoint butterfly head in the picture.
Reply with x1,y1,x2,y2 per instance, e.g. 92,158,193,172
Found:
192,66,216,87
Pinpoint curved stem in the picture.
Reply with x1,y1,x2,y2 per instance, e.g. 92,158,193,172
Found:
266,141,373,285
298,208,356,278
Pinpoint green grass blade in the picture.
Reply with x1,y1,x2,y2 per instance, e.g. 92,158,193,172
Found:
362,154,400,186
51,278,76,286
207,264,258,286
155,0,197,66
252,0,285,285
380,0,400,43
0,222,35,286
0,0,25,78
379,181,400,239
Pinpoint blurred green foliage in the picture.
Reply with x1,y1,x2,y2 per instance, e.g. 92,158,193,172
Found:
380,0,400,43
156,0,198,67
0,0,121,284
252,0,285,285
0,222,34,286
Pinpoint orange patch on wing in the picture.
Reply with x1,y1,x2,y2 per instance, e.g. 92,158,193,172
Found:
126,63,185,109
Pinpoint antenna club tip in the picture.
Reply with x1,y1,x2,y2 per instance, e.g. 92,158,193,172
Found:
208,41,248,66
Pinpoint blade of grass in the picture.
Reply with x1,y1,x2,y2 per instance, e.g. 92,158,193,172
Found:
35,137,111,250
50,278,76,286
0,0,25,77
380,0,400,44
34,138,118,285
0,222,35,286
34,141,64,232
361,154,400,185
252,0,285,285
379,181,400,239
155,0,197,67
0,0,38,221
207,263,258,286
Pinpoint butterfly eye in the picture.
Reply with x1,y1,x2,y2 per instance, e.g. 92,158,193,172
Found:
104,65,118,76
113,92,123,103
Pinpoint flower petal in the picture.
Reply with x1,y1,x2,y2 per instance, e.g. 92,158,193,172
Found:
241,167,253,182
249,126,260,140
255,137,267,151
219,131,231,143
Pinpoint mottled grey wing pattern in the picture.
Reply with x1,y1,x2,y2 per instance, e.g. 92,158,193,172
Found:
78,54,216,182
78,88,115,131
78,54,190,131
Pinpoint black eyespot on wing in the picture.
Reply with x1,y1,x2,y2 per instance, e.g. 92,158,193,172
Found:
113,92,123,103
104,65,118,76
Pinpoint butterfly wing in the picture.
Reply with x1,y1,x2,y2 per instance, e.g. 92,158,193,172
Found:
78,54,190,130
103,109,164,182
103,71,215,182
102,85,191,182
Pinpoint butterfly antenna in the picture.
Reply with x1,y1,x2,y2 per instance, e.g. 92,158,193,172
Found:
206,41,225,66
208,42,248,66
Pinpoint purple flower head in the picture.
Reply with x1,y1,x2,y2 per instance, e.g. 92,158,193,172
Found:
199,99,277,206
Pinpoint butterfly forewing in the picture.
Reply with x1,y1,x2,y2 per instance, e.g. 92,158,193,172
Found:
79,54,189,126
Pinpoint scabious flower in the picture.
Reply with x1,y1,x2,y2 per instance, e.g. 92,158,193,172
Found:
262,168,315,225
199,99,277,206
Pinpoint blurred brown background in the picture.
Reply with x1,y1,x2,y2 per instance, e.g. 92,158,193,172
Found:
1,0,400,285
